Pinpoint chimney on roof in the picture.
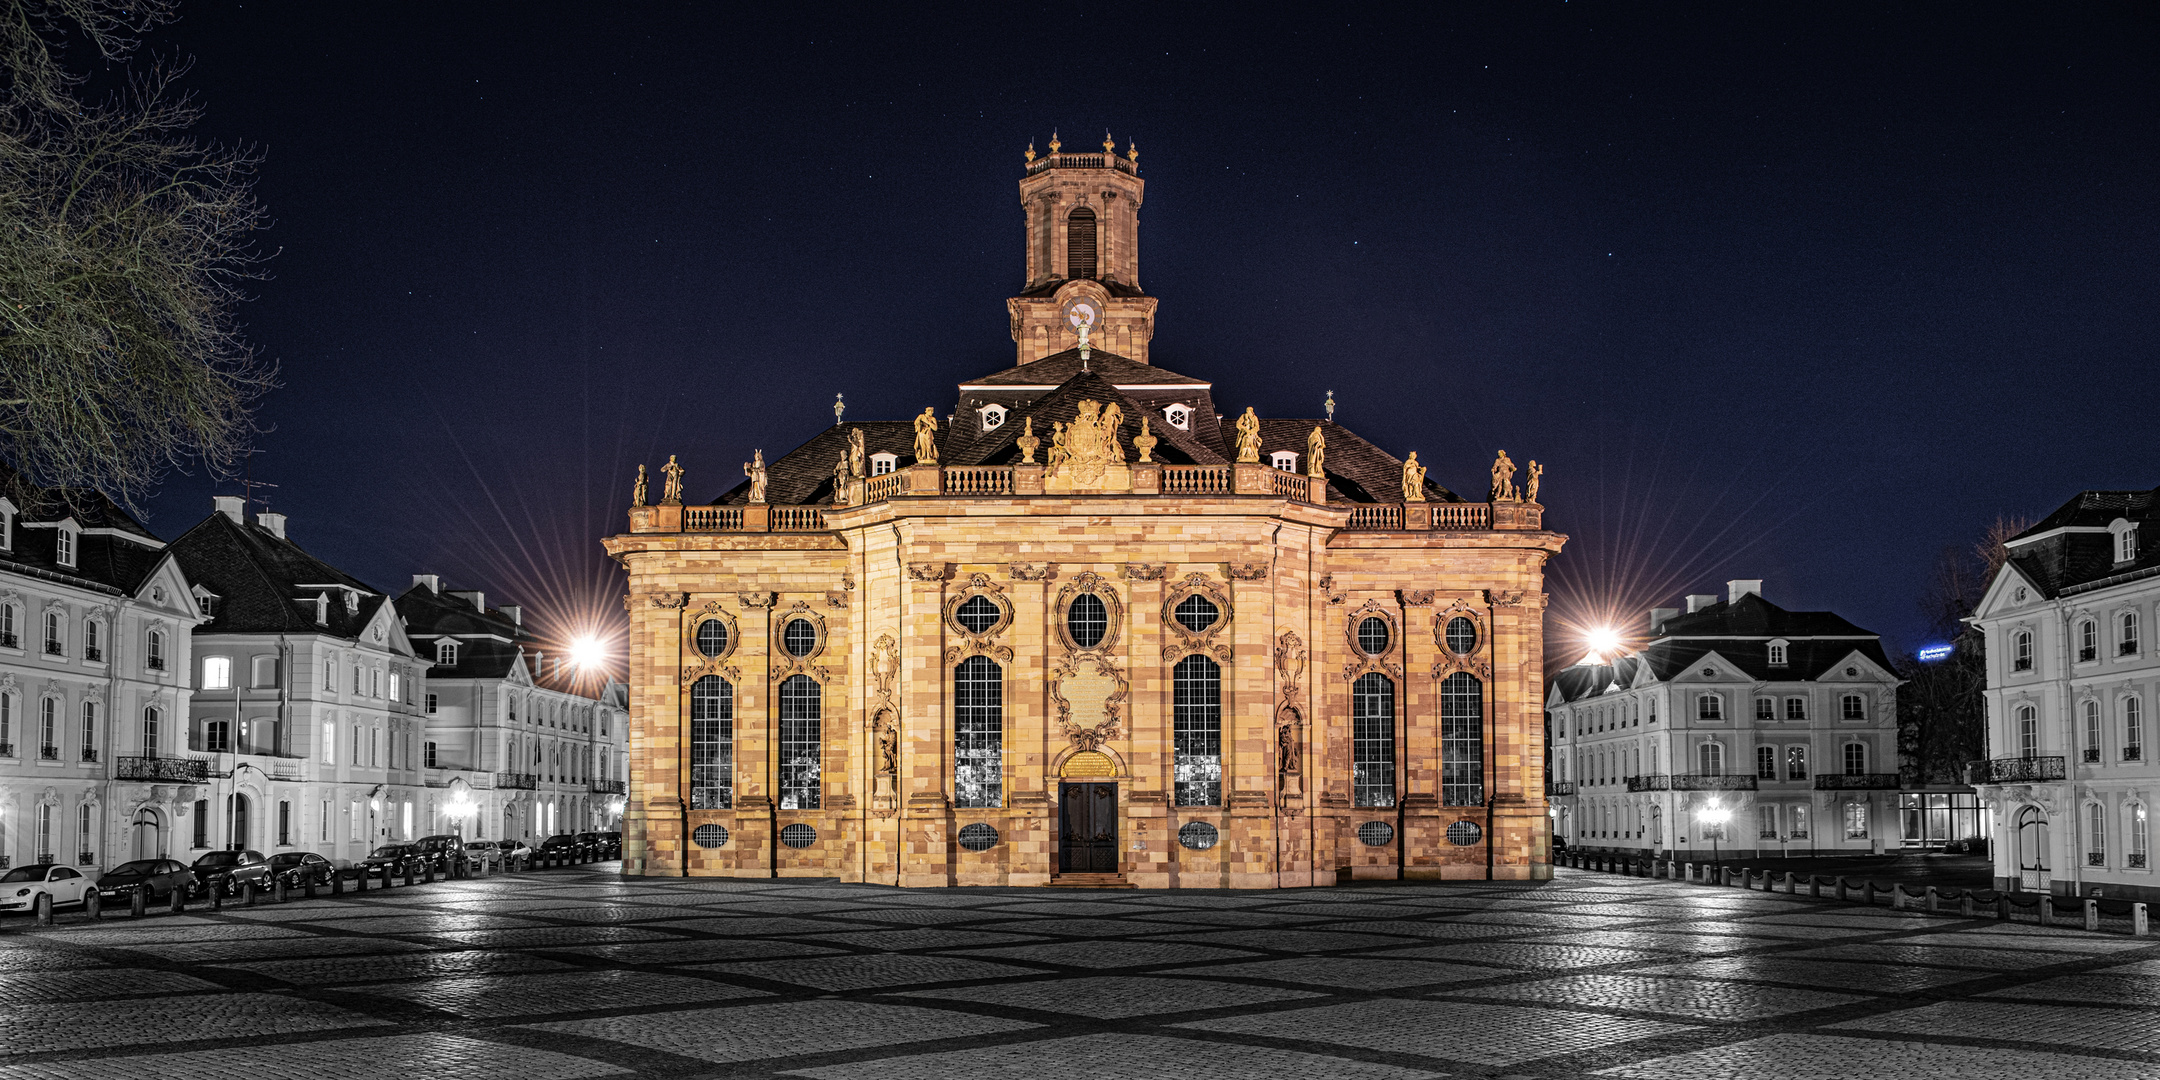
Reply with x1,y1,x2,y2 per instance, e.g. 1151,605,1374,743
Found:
1727,579,1763,604
1686,594,1719,613
412,574,440,594
213,495,245,523
500,604,521,626
449,590,485,613
256,512,287,540
1649,607,1679,634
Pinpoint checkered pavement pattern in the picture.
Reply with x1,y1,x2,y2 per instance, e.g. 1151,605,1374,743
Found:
0,866,2154,1078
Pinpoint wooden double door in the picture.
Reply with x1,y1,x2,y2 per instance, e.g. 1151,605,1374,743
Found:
1058,782,1119,873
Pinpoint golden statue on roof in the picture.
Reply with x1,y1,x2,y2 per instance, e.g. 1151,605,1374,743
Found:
913,407,940,465
659,455,683,506
631,464,648,508
1234,407,1262,463
1306,426,1326,479
1402,452,1426,503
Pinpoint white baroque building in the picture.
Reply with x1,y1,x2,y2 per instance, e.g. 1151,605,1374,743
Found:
0,478,204,869
1971,488,2160,902
396,576,629,841
1547,580,1903,861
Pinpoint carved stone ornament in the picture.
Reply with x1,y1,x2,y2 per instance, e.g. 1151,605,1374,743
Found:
770,600,829,682
1122,563,1165,582
1049,398,1126,487
1227,563,1267,581
1431,598,1492,682
1052,652,1128,753
907,562,954,582
738,591,777,609
1275,630,1306,687
1008,562,1060,582
1054,572,1124,654
1161,573,1234,664
677,602,740,686
1485,589,1525,607
1341,599,1405,682
942,574,1015,667
1319,575,1345,606
868,633,901,702
1397,589,1435,606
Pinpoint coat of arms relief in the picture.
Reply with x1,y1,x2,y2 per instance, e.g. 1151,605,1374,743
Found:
1046,399,1126,490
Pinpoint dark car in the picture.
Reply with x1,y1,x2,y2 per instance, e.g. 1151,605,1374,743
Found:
539,834,583,860
358,844,417,876
190,849,272,897
95,859,197,903
266,851,336,888
599,830,622,856
576,831,618,859
411,835,463,870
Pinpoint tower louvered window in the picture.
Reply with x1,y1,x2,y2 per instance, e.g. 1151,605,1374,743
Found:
1066,206,1097,279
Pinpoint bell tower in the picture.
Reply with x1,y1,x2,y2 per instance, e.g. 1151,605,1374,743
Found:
1005,131,1160,365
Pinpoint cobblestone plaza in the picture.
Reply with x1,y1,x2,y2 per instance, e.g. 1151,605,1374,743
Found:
1,867,2154,1078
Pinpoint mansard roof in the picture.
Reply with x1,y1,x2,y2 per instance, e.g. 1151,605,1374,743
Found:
709,421,915,506
2000,487,2160,598
950,369,1228,469
0,464,170,597
167,510,386,637
1548,593,1895,703
1247,419,1463,504
962,348,1208,389
394,583,529,679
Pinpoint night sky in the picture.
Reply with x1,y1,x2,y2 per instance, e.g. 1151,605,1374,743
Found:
123,3,2157,665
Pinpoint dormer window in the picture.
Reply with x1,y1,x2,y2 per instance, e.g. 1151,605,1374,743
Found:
1270,451,1298,472
2112,518,2139,564
1164,405,1191,431
1767,640,1788,667
54,525,76,568
978,403,1007,431
869,453,897,476
313,592,330,626
437,640,458,666
0,499,13,551
192,586,220,618
344,590,360,614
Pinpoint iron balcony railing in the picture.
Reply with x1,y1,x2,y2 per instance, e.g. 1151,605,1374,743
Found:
1545,781,1576,796
117,756,209,782
1626,774,1759,793
1814,773,1901,791
591,779,626,794
0,631,15,649
1967,756,2067,784
496,772,538,790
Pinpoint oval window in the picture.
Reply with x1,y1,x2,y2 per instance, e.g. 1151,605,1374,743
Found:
696,619,730,658
691,824,729,849
1357,821,1395,847
1067,593,1108,648
782,619,817,657
1175,594,1220,633
1178,821,1220,850
958,823,1000,852
956,595,1001,634
1445,617,1476,655
1446,820,1483,846
1357,617,1391,656
779,823,817,848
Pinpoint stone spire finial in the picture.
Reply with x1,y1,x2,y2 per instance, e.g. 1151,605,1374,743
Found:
1103,131,1115,153
1048,130,1061,154
834,393,845,423
1024,140,1036,163
1127,139,1139,163
1324,390,1335,421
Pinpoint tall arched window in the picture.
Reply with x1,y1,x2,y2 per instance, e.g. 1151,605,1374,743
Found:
1066,206,1098,279
142,706,160,759
1172,655,1221,806
2127,697,2145,762
2079,619,2099,662
689,675,732,809
1351,672,1395,807
2017,705,2039,757
2132,804,2150,869
2084,700,2104,762
2012,630,2034,671
777,675,821,810
954,656,1003,808
39,697,58,759
1442,672,1484,806
1697,740,1725,776
2087,802,2107,866
2123,612,2142,656
79,701,96,761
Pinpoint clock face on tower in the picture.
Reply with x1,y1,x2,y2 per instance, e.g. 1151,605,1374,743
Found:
1062,297,1099,332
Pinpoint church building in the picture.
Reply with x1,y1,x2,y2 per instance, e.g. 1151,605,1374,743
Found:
604,136,1566,887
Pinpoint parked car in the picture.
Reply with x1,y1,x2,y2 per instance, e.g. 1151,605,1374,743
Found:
577,831,619,859
411,834,463,870
358,844,418,876
598,830,623,858
460,841,502,872
0,863,98,914
95,859,196,904
496,839,532,868
266,851,337,888
190,849,273,897
539,834,584,860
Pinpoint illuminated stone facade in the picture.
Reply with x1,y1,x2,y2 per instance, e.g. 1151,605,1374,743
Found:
604,146,1565,887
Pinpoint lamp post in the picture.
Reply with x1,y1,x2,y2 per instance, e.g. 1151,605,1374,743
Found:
1699,799,1731,881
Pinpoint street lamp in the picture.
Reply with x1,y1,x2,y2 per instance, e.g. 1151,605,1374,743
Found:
1699,799,1731,881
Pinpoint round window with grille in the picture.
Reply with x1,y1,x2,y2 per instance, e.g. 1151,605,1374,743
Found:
1357,617,1391,656
779,823,817,848
1178,821,1220,850
1175,594,1220,633
1357,820,1394,846
696,619,730,658
781,619,817,657
691,824,729,849
1444,616,1476,655
958,823,1000,851
956,595,1002,634
1067,593,1108,647
1446,820,1483,846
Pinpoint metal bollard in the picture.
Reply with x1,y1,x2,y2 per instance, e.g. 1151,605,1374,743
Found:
2039,897,2054,926
1960,894,1975,917
33,892,52,926
210,883,223,911
130,887,148,917
304,877,316,899
421,861,434,884
1835,878,1848,902
242,882,256,907
2135,903,2150,937
1926,886,1939,913
1785,872,1798,894
403,862,415,887
275,878,288,904
1863,882,1876,906
382,864,395,888
169,886,185,914
1996,895,2010,920
85,889,101,920
2085,900,2100,932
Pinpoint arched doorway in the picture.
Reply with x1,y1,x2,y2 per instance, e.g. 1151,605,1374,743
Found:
2016,805,2050,892
226,793,250,851
131,807,163,860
